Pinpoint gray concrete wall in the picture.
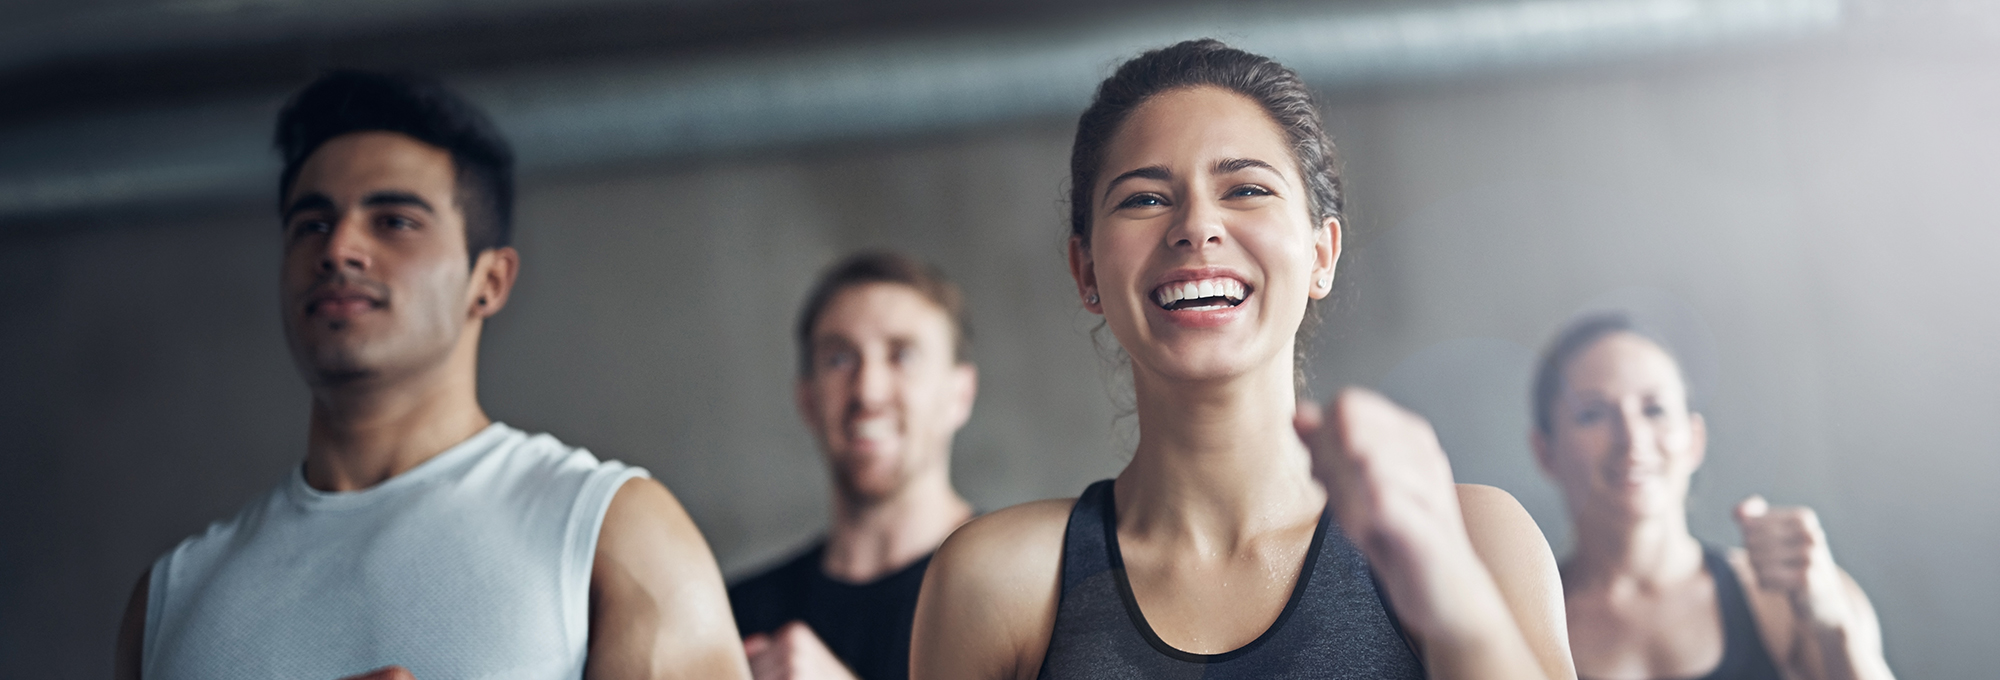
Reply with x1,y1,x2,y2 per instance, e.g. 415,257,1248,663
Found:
4,24,1997,678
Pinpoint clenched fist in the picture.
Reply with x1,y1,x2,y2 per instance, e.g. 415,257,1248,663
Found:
1295,388,1485,639
743,621,857,680
1735,495,1852,630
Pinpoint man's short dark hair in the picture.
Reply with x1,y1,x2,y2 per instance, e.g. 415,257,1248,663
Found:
796,251,973,378
274,70,515,264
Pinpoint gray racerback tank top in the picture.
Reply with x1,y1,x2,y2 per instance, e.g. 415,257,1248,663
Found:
1037,479,1427,679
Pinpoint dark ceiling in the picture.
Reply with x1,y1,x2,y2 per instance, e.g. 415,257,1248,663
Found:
0,0,1249,127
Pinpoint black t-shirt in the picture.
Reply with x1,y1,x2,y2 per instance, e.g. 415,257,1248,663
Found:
728,541,932,680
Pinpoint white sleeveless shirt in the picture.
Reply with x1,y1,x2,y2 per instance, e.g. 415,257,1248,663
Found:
143,423,647,680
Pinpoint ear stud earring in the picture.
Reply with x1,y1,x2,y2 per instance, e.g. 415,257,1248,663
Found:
1086,293,1099,305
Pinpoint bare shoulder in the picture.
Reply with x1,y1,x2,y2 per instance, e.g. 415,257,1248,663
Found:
604,476,688,529
925,498,1074,617
1456,484,1549,551
913,498,1075,680
1455,484,1575,680
939,498,1075,567
597,475,721,560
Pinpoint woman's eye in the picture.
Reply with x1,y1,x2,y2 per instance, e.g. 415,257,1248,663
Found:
1227,185,1272,198
1643,404,1666,418
1116,193,1167,209
1574,408,1605,426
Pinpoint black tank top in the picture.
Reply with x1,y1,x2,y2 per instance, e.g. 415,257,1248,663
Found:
1580,546,1784,680
1036,480,1426,679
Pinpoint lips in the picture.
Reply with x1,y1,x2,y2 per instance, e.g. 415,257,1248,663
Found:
305,287,386,319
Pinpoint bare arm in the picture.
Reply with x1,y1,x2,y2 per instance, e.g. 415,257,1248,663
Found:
1458,484,1577,680
909,500,1070,680
586,477,751,680
115,568,148,680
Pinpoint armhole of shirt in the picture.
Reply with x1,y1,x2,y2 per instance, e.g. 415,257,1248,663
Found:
559,462,650,654
142,544,178,676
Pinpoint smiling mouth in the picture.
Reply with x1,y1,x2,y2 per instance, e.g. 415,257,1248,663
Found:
1152,277,1247,311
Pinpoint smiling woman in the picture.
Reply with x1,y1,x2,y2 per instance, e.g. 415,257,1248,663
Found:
909,39,1575,680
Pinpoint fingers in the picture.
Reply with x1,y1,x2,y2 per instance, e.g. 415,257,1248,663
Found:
1735,496,1832,594
1734,494,1769,523
743,632,770,656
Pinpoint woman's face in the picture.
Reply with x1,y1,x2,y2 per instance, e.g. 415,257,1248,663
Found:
1070,86,1337,385
1535,332,1706,524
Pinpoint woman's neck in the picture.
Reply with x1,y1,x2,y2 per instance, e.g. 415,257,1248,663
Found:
1116,354,1324,545
1563,505,1705,591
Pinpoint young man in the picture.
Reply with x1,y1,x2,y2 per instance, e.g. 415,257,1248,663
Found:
113,71,749,680
728,252,980,680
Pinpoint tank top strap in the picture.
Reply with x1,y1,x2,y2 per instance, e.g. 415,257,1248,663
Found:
1056,479,1118,593
1696,544,1786,680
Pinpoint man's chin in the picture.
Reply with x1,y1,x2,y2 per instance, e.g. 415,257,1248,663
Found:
295,345,383,388
834,460,907,501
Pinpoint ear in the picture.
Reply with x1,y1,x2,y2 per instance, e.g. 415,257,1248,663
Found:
944,362,978,434
1530,428,1558,478
1067,235,1102,314
1688,411,1708,471
467,246,521,319
1309,216,1341,300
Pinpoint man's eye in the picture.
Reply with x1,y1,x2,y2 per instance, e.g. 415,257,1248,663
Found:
1116,193,1167,209
292,220,332,235
1643,404,1666,418
822,352,855,370
1574,408,1605,426
380,215,418,230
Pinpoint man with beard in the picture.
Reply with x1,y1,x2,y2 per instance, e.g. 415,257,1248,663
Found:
114,71,749,680
729,252,980,680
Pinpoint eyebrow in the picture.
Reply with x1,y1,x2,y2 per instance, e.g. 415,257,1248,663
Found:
1214,157,1278,175
281,190,437,223
1101,165,1171,204
361,191,435,214
281,193,335,222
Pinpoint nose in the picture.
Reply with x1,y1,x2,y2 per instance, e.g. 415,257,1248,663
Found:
318,214,373,274
1165,192,1226,251
1610,405,1657,465
851,351,896,413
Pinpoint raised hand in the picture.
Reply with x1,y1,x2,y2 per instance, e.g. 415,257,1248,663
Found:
1735,495,1851,629
743,621,858,680
1294,389,1492,639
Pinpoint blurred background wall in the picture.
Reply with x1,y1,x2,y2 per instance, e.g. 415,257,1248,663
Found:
4,0,1997,676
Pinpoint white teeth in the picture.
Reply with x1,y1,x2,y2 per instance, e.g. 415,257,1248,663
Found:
1153,277,1248,308
854,418,896,442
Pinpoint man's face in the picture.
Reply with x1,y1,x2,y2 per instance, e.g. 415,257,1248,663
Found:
278,131,476,388
797,283,977,502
